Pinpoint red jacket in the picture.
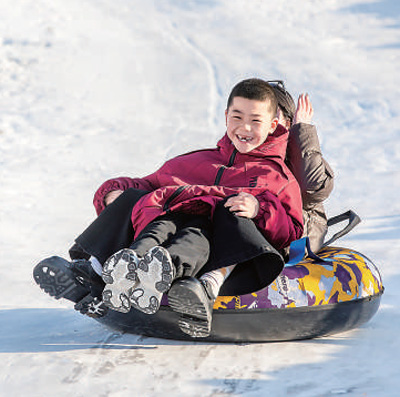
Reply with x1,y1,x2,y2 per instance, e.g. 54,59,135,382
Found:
94,125,303,250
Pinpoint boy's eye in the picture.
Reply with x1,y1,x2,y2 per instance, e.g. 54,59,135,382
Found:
253,119,262,123
232,116,241,120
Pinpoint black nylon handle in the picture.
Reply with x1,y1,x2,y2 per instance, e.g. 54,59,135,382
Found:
322,210,361,247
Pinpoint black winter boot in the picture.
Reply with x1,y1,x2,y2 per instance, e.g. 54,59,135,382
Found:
33,256,108,318
167,277,216,338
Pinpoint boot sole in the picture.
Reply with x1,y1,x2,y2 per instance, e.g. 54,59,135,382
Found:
130,246,174,314
33,256,90,303
102,249,138,313
102,247,175,315
74,295,108,318
168,278,213,338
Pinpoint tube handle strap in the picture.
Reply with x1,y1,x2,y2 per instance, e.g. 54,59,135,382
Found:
322,210,361,247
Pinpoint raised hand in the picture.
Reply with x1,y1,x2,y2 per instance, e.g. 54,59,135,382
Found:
293,93,314,125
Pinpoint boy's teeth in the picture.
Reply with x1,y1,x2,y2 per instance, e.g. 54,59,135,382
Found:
238,136,251,142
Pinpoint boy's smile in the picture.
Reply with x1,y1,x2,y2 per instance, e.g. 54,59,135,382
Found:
225,97,278,153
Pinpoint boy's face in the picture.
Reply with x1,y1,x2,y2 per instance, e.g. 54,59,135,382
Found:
225,97,278,153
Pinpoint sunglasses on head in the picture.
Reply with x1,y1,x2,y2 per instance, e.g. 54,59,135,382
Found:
266,80,286,91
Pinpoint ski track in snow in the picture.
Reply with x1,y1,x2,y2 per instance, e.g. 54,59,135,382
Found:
157,16,221,135
1,0,400,396
140,6,223,159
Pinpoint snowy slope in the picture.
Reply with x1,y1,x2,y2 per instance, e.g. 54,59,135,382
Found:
1,0,400,395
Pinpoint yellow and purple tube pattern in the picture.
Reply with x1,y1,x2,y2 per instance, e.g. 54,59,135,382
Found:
214,247,383,310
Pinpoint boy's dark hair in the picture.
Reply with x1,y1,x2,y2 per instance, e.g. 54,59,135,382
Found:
227,78,278,116
269,81,296,122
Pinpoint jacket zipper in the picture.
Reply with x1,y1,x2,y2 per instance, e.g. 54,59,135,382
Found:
214,149,237,185
163,185,189,212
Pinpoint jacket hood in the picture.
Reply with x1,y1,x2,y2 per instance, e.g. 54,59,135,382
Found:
217,124,289,161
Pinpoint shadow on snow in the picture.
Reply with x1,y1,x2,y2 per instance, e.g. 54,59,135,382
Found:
0,308,199,353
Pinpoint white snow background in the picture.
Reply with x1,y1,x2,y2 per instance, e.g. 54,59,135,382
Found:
1,0,400,396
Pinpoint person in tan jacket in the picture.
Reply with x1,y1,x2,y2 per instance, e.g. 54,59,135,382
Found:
270,82,334,253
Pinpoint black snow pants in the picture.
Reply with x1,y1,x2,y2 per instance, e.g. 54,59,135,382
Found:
130,212,212,279
71,189,211,278
71,188,284,295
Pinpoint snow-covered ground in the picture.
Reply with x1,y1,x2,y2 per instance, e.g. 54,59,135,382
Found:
1,0,399,395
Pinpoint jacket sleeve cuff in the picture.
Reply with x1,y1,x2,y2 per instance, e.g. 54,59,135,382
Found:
93,179,127,215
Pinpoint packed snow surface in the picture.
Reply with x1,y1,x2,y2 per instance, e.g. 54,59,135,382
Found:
1,0,400,396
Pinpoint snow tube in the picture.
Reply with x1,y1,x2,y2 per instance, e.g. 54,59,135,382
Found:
96,245,383,342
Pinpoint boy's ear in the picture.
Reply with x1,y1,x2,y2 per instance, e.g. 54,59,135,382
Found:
225,109,228,126
270,117,279,133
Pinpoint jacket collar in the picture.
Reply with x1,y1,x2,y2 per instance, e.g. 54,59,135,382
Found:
217,124,289,161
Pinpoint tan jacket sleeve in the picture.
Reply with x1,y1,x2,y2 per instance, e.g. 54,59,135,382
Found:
286,123,334,210
286,123,334,253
